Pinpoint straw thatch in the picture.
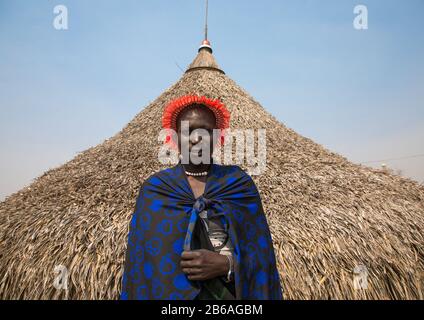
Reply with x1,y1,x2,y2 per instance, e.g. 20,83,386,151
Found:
1,46,423,300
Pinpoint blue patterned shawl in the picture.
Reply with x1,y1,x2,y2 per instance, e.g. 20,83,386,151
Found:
120,162,283,300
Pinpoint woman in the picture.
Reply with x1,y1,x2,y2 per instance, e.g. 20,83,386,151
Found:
121,95,282,300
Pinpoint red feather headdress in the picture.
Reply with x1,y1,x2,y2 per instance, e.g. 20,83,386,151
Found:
162,95,231,149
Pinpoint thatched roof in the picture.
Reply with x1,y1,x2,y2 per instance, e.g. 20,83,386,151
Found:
1,43,423,300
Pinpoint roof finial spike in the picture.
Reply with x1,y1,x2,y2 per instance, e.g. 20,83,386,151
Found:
199,0,212,53
204,0,209,41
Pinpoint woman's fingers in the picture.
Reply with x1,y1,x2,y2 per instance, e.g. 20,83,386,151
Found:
181,250,201,260
182,267,202,275
180,249,220,281
187,274,205,281
180,259,201,268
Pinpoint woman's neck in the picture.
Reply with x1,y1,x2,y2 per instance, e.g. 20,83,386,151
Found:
182,162,212,174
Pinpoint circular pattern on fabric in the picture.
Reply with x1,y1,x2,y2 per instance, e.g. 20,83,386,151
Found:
129,243,144,264
134,242,144,263
165,209,182,217
177,216,189,233
169,292,184,300
159,253,176,275
134,228,144,241
136,284,148,300
145,237,162,256
139,212,152,230
142,186,157,199
157,219,173,235
128,267,142,284
231,209,244,224
152,279,165,299
243,241,257,272
149,199,164,212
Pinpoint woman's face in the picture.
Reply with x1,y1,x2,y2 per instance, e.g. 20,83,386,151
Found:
176,105,217,164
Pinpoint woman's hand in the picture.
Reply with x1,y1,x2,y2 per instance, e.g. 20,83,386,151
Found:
180,249,229,281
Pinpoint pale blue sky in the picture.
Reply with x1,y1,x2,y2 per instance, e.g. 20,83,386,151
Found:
1,0,423,200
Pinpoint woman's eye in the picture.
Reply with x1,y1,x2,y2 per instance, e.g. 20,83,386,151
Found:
179,129,213,141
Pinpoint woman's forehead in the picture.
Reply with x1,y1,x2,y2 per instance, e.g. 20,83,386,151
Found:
177,107,217,128
177,118,216,131
179,104,214,117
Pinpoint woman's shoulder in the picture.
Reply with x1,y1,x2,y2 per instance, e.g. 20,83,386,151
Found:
213,163,242,172
213,163,260,196
212,163,252,180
